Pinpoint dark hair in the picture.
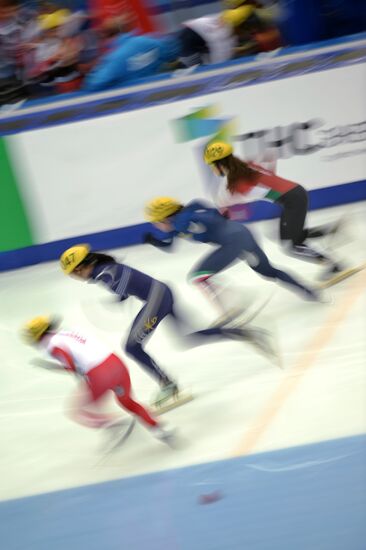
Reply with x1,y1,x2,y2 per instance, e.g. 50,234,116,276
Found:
81,252,116,268
0,0,20,8
39,318,61,340
169,205,184,218
216,155,258,192
44,322,57,334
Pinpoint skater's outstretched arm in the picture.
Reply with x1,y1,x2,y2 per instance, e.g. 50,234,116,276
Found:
143,231,175,249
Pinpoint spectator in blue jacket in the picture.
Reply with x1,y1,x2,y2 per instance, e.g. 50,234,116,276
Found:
83,16,181,92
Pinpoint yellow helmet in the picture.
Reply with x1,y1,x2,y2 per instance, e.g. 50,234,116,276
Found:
22,316,52,343
204,141,233,164
145,197,182,222
38,9,70,31
222,6,254,27
60,244,90,275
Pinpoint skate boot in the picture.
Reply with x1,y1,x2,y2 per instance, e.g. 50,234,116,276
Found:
152,381,193,414
152,424,177,447
325,215,350,241
302,286,325,302
244,327,275,355
319,262,344,280
239,326,282,367
328,215,354,249
101,417,136,454
153,381,179,408
318,262,347,288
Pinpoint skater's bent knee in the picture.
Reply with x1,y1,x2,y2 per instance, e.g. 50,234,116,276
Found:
188,271,213,286
125,340,141,357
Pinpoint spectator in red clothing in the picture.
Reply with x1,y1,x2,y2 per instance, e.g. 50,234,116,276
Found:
24,8,89,94
0,0,37,106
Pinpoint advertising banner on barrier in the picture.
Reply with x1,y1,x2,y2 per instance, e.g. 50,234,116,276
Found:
1,60,365,265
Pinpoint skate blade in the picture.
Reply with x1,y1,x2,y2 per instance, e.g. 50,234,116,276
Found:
251,338,283,369
317,263,366,289
99,418,136,458
152,393,194,415
326,214,354,250
243,323,283,370
211,292,275,329
209,307,245,329
30,358,62,370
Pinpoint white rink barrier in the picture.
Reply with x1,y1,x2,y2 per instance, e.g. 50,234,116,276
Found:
0,33,365,270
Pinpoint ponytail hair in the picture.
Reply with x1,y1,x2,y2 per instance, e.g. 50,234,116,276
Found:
217,155,258,192
39,317,62,341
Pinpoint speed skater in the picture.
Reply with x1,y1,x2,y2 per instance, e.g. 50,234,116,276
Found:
59,245,275,403
22,315,175,445
203,141,344,281
144,197,320,315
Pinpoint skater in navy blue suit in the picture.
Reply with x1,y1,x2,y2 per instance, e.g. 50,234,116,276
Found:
60,243,272,405
144,197,319,313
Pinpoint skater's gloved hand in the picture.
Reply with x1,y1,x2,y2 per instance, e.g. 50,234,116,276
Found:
143,233,174,250
143,232,155,244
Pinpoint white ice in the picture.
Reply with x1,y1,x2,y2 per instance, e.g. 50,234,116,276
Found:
0,202,365,501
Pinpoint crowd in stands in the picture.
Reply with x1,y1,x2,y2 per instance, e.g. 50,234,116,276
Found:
0,0,284,106
0,0,364,108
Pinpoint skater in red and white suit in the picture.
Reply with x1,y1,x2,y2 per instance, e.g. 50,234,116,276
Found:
23,316,174,444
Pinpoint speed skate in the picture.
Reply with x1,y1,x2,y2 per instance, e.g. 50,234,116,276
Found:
244,326,283,369
99,418,137,459
151,391,194,415
210,290,275,329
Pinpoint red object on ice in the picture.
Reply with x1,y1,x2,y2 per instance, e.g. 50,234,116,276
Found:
198,491,223,505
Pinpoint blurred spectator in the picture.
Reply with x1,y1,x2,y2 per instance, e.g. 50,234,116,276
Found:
177,13,235,67
23,4,98,94
0,0,37,107
0,0,286,106
89,0,156,33
82,15,180,92
173,1,281,69
1,0,362,105
223,3,282,56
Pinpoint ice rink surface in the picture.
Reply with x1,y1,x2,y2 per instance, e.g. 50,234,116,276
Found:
0,202,365,514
